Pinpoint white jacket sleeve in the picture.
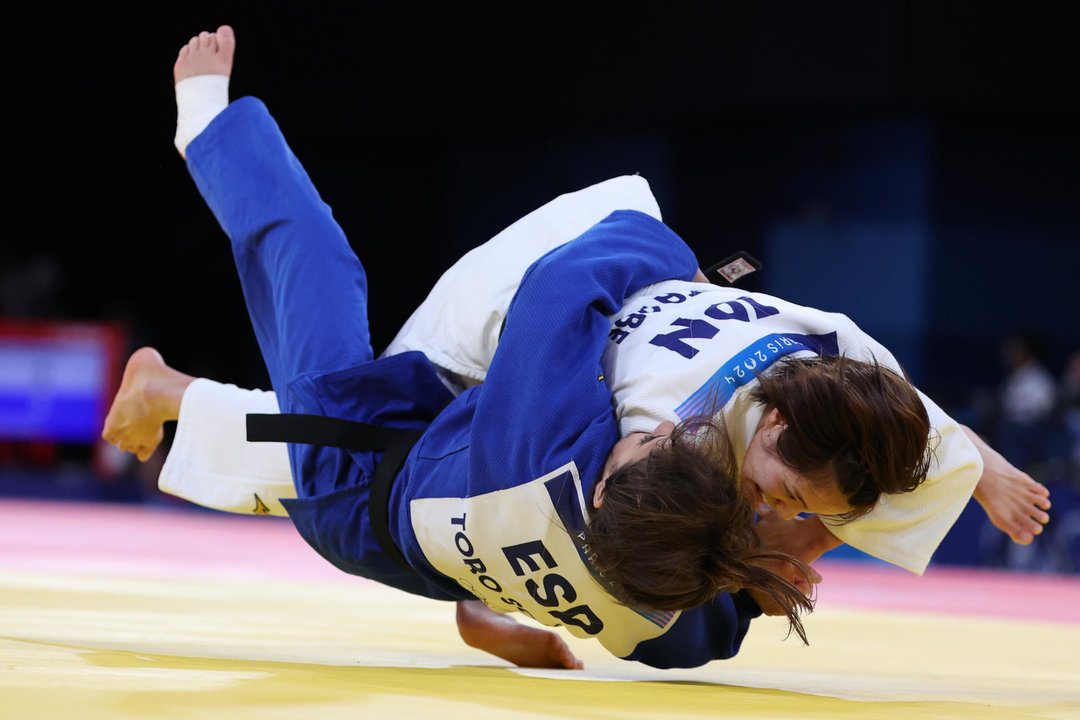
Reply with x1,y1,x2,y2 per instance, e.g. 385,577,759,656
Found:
383,175,661,386
825,317,983,573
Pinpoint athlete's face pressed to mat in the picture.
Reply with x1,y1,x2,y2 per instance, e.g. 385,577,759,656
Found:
594,421,676,507
742,408,852,520
601,420,676,479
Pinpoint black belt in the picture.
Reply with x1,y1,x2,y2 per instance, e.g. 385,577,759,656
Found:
242,253,761,575
246,413,422,574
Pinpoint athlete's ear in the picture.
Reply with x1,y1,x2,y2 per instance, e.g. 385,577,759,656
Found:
592,478,606,509
763,407,786,429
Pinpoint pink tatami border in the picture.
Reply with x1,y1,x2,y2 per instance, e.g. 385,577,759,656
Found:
1,498,1076,624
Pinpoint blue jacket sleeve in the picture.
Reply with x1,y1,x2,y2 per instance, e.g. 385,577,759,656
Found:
623,590,764,669
469,210,700,488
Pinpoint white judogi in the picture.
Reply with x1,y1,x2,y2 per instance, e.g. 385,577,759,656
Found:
159,174,981,574
602,280,982,573
162,379,291,515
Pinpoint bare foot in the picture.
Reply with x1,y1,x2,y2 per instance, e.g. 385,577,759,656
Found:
974,466,1051,544
456,600,583,670
102,348,194,462
966,427,1051,544
174,25,236,83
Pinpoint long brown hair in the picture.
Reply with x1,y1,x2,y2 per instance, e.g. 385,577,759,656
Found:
585,417,815,643
751,355,934,521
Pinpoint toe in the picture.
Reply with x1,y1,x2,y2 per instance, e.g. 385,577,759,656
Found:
216,25,236,62
217,25,235,45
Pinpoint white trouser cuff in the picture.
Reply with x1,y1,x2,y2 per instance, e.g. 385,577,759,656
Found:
174,74,230,157
159,378,295,516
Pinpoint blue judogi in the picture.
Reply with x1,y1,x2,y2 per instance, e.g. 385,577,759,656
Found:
185,97,763,668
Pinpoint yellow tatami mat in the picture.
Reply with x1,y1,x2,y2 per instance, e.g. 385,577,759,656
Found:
1,499,1077,719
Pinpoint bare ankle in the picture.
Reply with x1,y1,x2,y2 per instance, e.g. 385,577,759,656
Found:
126,348,191,423
147,369,192,422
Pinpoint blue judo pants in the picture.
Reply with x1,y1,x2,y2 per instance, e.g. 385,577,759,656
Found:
183,97,457,597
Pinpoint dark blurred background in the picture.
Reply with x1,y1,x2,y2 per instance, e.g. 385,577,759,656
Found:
1,2,1078,570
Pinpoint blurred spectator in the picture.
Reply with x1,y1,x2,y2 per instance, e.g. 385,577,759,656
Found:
1061,351,1080,482
0,255,62,318
995,332,1056,469
970,341,1080,573
1000,333,1056,424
